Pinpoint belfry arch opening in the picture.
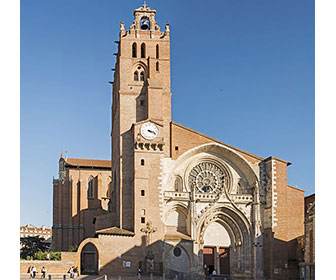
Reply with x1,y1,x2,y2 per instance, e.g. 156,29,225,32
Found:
81,242,99,275
140,17,150,30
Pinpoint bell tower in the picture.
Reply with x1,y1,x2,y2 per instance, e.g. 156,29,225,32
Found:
111,3,171,231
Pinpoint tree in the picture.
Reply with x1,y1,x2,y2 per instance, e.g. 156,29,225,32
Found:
20,236,49,259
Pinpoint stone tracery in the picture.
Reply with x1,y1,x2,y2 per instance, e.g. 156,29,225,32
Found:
188,161,229,194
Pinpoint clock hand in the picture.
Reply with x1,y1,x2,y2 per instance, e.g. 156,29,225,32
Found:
147,129,155,134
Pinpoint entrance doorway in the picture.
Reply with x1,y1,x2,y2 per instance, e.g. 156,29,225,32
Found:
219,248,230,275
203,247,214,275
81,243,98,275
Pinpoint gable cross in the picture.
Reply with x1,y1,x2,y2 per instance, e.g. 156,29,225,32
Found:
140,220,157,246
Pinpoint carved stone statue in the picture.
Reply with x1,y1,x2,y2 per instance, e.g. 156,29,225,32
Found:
130,21,136,30
165,23,170,32
120,21,125,30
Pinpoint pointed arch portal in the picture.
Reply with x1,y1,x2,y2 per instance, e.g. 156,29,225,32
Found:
81,242,99,275
198,206,252,276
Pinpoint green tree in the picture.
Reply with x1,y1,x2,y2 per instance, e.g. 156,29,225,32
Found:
20,236,49,259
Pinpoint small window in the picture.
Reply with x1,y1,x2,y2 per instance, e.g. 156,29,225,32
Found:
174,177,182,192
132,42,137,58
140,72,145,81
141,217,145,224
175,146,179,151
156,44,159,59
141,159,145,166
141,43,146,58
156,61,159,72
140,100,145,106
134,71,139,81
173,247,182,257
141,190,145,196
141,209,146,216
174,179,179,192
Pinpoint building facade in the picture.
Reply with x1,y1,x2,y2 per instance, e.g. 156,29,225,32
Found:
52,154,112,251
20,224,52,240
299,194,315,280
53,4,306,279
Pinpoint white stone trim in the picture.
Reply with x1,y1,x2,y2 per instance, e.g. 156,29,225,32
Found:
271,160,277,227
158,155,164,219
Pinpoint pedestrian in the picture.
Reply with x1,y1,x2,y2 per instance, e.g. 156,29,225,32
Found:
69,266,74,278
73,266,78,277
212,270,216,275
41,266,46,278
138,267,141,279
30,266,33,278
32,266,37,278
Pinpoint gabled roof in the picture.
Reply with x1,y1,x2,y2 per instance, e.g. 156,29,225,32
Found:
65,158,111,169
172,121,291,165
172,121,264,161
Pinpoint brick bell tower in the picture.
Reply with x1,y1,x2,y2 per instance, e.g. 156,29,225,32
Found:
111,3,171,235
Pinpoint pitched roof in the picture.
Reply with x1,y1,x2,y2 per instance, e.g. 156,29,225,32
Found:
65,158,111,169
172,121,264,161
95,227,135,237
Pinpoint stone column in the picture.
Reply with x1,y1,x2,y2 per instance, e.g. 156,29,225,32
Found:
215,246,220,274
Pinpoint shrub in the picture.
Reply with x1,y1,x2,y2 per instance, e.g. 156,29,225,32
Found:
31,251,61,261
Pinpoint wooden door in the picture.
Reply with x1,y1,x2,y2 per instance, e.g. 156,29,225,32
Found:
219,248,230,275
203,247,214,275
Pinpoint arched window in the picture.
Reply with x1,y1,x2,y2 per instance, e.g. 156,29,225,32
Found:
174,177,182,192
88,177,94,199
141,43,146,58
156,61,159,72
132,42,137,58
140,71,145,81
134,71,139,81
141,159,145,166
156,44,159,59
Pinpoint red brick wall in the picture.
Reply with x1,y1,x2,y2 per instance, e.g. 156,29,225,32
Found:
171,122,262,165
20,260,74,274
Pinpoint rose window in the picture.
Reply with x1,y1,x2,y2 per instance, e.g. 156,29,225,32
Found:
188,162,228,194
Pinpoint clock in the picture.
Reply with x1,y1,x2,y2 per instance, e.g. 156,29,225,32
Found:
140,122,159,140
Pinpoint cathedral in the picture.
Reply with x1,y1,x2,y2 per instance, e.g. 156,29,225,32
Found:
53,3,305,280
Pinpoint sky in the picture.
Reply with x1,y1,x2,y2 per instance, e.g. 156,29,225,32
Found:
20,0,315,227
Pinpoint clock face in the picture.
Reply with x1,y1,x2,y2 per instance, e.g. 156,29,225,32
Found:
140,122,159,140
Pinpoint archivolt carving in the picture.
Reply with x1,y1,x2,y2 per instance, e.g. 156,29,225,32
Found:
198,206,251,247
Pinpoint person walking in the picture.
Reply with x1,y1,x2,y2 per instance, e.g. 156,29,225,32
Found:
69,266,74,278
41,266,46,278
28,266,32,278
138,267,142,280
73,266,78,277
32,266,37,278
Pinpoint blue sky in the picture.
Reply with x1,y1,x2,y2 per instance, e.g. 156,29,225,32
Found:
20,0,315,227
